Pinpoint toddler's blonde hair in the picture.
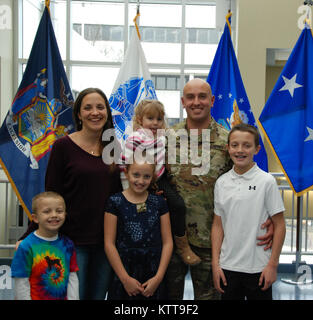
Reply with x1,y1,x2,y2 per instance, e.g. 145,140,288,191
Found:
133,99,167,131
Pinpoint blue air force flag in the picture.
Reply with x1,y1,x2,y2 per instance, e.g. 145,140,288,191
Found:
109,28,157,142
0,5,75,218
258,24,313,195
207,12,268,172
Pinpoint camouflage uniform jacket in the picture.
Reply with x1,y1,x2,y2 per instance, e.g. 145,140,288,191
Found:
166,118,232,248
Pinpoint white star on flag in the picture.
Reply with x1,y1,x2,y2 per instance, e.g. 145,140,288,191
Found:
279,74,302,97
228,93,232,98
218,94,223,99
304,126,313,142
239,98,244,103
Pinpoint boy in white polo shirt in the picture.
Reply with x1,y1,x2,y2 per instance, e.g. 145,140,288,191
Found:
211,123,286,300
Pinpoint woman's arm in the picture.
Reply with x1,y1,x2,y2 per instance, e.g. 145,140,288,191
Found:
142,212,173,297
104,212,143,296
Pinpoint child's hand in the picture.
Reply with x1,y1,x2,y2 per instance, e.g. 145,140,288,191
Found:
212,264,227,294
142,276,161,298
123,276,144,297
259,263,277,291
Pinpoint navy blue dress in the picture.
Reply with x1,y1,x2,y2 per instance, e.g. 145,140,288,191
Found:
106,192,169,300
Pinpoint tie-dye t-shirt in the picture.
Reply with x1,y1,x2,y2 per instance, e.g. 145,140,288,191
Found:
11,232,78,300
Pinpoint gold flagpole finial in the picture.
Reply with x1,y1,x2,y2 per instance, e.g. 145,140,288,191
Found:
45,0,51,15
133,8,141,40
226,10,232,36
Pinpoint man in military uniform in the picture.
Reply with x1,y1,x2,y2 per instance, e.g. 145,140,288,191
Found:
165,78,272,300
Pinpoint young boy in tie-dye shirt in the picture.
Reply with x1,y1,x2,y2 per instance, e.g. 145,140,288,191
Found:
11,191,79,300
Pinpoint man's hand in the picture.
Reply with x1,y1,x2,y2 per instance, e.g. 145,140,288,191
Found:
257,218,274,251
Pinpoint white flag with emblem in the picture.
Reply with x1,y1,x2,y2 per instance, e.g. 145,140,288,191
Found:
109,28,157,142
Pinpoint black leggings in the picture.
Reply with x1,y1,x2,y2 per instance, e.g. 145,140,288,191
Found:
221,269,272,300
156,174,186,237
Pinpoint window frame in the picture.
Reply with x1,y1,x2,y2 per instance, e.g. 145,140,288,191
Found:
14,0,219,122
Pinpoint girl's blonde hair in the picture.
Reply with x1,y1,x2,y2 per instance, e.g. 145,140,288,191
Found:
133,99,167,131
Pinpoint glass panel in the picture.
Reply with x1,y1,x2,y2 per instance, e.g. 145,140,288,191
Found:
185,44,217,65
22,0,43,59
184,69,209,76
51,0,66,59
167,77,177,90
156,90,181,122
129,3,182,28
71,66,119,98
71,1,124,62
156,76,166,90
142,42,181,64
23,0,66,60
185,5,216,28
128,3,182,64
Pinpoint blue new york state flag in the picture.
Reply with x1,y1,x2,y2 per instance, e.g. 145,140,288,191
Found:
0,3,75,218
258,23,313,195
109,25,157,143
207,12,268,172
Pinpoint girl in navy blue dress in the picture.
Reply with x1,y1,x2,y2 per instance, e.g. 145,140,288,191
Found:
104,161,173,300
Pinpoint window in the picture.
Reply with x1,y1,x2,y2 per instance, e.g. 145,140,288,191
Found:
17,0,220,123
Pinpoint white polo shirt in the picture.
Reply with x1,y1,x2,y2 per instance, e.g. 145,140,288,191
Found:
214,164,285,274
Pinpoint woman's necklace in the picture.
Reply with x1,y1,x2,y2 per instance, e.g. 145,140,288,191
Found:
70,132,101,155
84,141,100,155
89,147,100,155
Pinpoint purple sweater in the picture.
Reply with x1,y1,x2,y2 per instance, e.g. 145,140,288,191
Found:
23,135,122,246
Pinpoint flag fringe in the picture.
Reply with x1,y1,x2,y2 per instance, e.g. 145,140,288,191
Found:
257,120,313,196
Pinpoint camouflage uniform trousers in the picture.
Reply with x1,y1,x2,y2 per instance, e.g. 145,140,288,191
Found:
165,245,220,300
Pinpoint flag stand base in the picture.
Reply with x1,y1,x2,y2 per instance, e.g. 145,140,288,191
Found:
280,258,313,285
280,275,313,285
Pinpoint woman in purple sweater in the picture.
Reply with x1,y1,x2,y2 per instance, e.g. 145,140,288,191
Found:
20,88,122,300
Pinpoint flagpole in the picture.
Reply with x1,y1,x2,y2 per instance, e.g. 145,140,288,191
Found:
295,196,303,272
280,195,309,285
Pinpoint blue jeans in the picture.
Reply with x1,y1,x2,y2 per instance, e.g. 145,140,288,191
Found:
76,245,112,300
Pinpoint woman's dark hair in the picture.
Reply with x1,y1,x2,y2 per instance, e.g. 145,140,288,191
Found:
73,87,115,150
73,87,113,131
